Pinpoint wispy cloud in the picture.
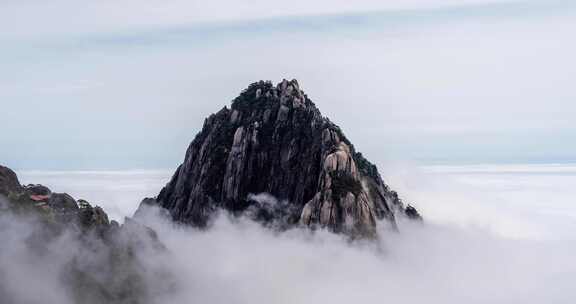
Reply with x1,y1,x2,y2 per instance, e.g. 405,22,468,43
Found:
2,0,575,168
0,0,540,38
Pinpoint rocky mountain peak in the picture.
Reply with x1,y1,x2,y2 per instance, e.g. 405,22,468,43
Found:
148,79,418,238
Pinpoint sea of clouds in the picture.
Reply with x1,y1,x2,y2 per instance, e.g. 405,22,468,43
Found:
2,163,575,303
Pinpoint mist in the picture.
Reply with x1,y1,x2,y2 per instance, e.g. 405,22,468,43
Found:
2,164,575,303
2,204,574,303
135,208,576,304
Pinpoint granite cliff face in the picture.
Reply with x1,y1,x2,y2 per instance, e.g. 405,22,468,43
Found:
151,79,419,237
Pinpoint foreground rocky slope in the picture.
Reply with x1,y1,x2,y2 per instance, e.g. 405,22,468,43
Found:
0,165,165,304
149,79,420,237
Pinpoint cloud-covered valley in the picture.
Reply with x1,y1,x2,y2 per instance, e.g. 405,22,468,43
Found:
2,164,575,303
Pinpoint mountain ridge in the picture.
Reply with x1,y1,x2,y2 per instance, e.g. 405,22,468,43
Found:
0,165,165,304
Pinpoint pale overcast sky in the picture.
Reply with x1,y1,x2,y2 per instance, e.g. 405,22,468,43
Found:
1,0,575,169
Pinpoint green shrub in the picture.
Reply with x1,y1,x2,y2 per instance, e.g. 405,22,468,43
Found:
330,171,362,200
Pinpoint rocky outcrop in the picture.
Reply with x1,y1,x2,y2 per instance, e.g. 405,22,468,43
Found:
149,79,418,237
404,205,423,220
0,165,165,304
0,165,22,196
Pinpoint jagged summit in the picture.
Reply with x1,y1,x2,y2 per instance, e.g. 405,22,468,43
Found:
231,79,316,112
147,79,418,237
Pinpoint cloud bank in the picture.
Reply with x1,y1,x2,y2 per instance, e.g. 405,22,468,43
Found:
1,0,517,36
1,205,574,303
2,165,575,303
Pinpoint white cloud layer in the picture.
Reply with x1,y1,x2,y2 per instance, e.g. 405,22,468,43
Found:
0,186,576,304
1,0,516,36
143,213,576,304
3,163,576,303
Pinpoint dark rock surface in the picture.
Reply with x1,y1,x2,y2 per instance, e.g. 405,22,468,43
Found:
405,205,423,220
0,165,22,196
149,79,419,237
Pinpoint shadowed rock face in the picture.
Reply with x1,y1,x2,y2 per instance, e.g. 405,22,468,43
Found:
152,79,416,237
0,165,22,196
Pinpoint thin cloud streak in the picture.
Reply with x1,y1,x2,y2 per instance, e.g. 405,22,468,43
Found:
1,0,523,37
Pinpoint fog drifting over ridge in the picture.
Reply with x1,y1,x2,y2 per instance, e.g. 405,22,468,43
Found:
2,164,574,303
18,164,576,240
